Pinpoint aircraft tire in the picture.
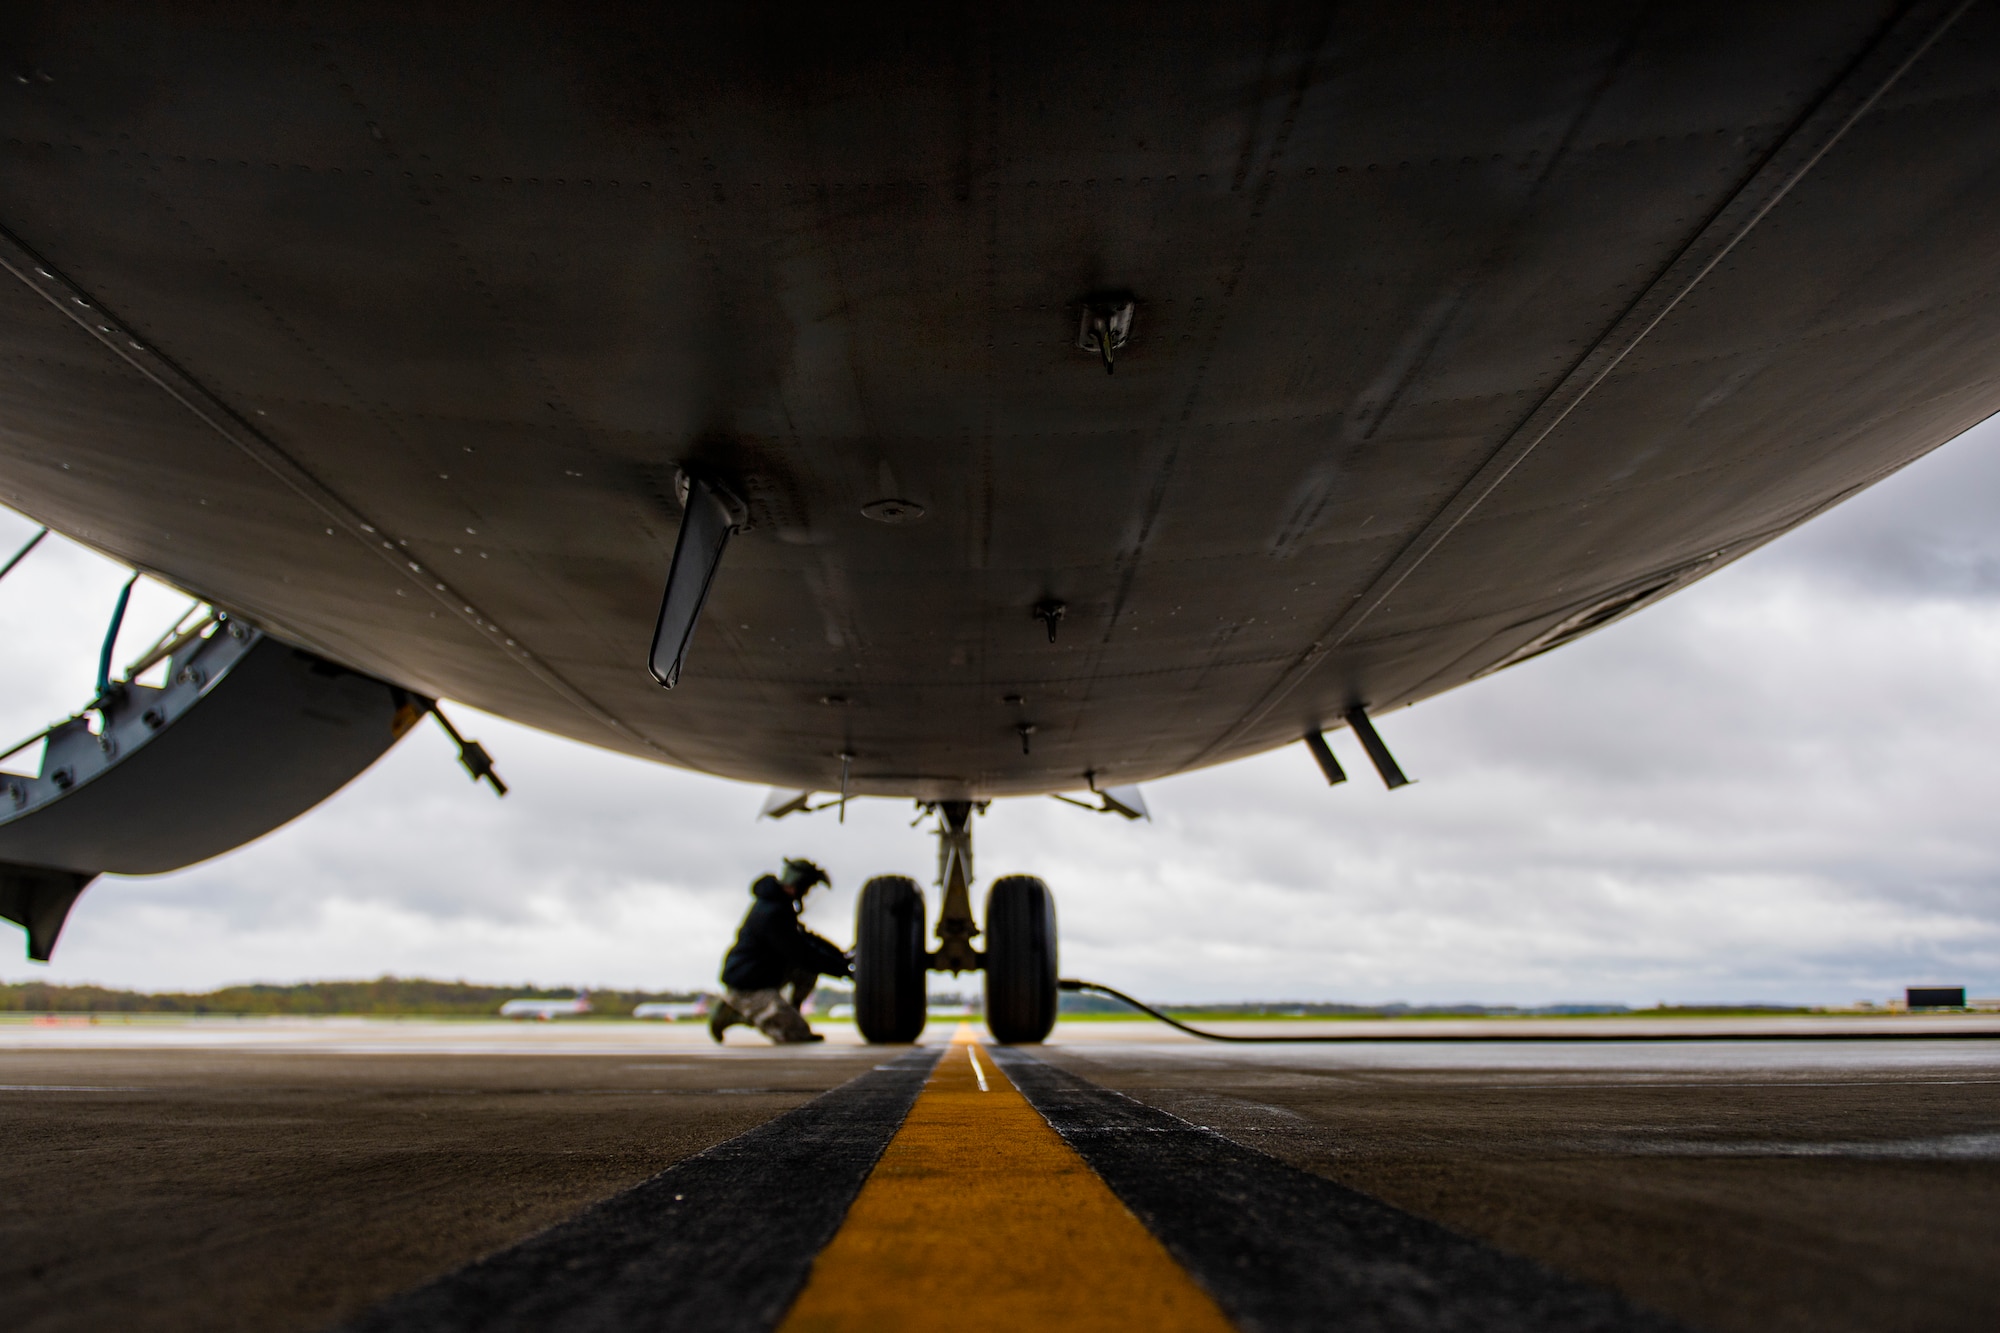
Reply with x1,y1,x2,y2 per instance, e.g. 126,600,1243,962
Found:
854,874,928,1043
983,875,1058,1043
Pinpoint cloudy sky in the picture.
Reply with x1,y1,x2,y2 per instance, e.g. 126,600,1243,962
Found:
2,417,1997,1006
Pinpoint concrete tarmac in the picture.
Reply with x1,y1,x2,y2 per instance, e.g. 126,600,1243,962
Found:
1040,1036,2000,1333
3,1017,1996,1332
1,1031,884,1333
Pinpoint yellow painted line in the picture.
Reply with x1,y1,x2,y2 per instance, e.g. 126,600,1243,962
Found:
777,1024,1237,1332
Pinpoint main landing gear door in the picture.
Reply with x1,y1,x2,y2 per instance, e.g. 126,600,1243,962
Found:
0,623,428,960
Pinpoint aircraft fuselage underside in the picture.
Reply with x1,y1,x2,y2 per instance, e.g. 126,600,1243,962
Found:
0,2,1995,800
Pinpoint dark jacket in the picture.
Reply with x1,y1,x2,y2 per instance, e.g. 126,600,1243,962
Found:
720,875,851,991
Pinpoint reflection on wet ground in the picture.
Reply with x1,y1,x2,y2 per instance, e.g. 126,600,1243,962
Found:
1,1019,1994,1332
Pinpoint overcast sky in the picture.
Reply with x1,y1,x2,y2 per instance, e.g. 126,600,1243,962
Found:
1,418,1996,1006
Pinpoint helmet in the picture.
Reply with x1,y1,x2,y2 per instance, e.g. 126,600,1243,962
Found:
780,857,830,893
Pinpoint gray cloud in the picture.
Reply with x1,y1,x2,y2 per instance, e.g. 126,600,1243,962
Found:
1751,418,2000,598
2,417,1998,1005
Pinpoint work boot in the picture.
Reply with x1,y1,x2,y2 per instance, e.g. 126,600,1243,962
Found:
707,1001,742,1044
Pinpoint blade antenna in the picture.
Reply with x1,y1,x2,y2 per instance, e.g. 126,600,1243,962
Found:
1303,731,1347,786
1343,706,1411,789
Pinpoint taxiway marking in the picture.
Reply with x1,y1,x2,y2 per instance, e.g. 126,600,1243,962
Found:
996,1049,1688,1332
776,1026,1235,1333
337,1048,938,1333
965,1040,990,1091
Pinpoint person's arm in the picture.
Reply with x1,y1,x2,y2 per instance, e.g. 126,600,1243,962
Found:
801,930,852,978
779,915,848,978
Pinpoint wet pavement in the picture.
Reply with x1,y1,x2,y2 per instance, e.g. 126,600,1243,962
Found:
1040,1036,2000,1333
1,1018,1994,1332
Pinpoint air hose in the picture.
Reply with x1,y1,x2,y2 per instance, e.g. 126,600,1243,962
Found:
1055,979,2000,1044
1059,979,1365,1043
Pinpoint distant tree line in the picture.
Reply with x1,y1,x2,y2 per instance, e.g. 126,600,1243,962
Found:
0,978,1814,1019
0,976,707,1016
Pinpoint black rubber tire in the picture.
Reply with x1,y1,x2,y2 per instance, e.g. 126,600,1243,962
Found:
854,875,928,1043
983,875,1058,1043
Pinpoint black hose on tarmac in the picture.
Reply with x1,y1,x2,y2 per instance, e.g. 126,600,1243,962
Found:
1056,979,2000,1043
1059,979,1366,1043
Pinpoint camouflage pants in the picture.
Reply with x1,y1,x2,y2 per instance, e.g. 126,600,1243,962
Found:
723,969,819,1043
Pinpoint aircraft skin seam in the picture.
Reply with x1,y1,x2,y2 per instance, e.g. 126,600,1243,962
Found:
695,653,1303,689
308,38,658,684
1072,10,1337,745
1350,18,1651,453
1371,403,1988,716
1187,0,1980,771
0,220,679,765
1372,361,2000,714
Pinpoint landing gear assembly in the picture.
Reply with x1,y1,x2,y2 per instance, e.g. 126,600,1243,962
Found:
851,799,1059,1045
853,874,927,1043
983,875,1058,1043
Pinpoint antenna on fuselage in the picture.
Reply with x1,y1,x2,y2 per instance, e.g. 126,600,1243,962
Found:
1301,708,1414,791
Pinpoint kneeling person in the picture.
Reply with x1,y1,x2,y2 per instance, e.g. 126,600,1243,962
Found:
711,858,851,1044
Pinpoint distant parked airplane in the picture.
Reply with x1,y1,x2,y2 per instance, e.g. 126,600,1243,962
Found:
632,1001,709,1021
499,993,592,1021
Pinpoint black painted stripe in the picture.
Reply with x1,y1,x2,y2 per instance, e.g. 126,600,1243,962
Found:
993,1048,1689,1333
333,1047,941,1333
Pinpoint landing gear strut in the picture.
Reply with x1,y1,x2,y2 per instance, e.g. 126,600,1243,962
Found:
929,801,982,973
849,799,1060,1045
